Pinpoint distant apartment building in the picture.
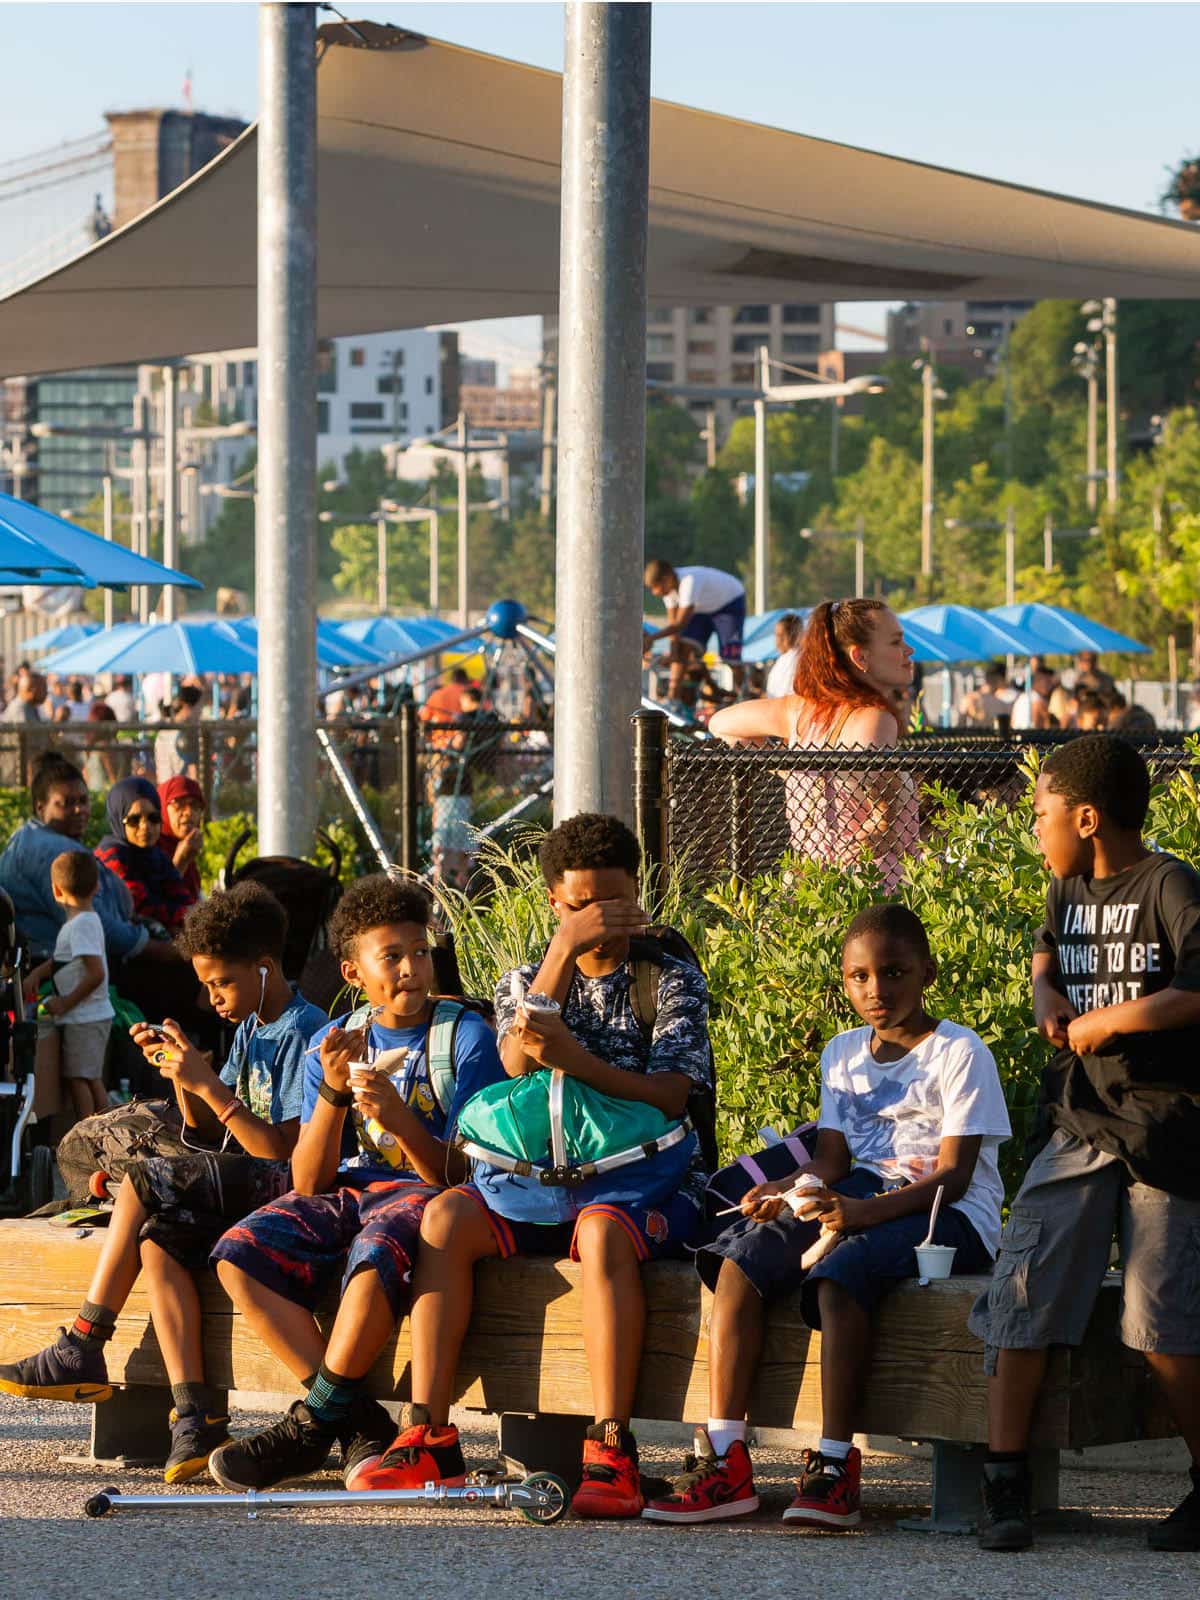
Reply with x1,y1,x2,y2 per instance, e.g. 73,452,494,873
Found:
459,364,541,431
543,302,837,437
886,299,1035,376
459,358,498,388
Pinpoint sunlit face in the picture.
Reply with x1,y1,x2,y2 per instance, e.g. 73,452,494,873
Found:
38,779,90,839
841,932,933,1034
549,866,639,960
848,608,914,692
341,921,433,1021
1032,772,1095,879
192,954,272,1025
166,794,205,836
123,797,162,847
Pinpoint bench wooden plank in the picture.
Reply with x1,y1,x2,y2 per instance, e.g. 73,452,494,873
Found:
0,1221,1172,1450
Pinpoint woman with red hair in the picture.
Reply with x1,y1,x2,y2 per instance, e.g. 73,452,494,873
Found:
709,600,918,889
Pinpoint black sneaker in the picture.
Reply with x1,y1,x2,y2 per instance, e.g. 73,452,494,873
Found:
1149,1466,1200,1551
978,1459,1033,1551
0,1327,111,1403
208,1401,336,1491
339,1395,396,1490
164,1406,232,1485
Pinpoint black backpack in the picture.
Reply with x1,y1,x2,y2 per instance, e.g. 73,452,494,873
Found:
626,928,720,1174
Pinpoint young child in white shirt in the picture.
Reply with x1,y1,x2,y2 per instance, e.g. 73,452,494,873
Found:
25,851,114,1120
644,901,1011,1531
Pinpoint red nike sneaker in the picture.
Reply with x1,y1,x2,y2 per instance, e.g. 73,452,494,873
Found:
642,1429,759,1523
349,1403,466,1491
781,1447,862,1529
571,1419,644,1519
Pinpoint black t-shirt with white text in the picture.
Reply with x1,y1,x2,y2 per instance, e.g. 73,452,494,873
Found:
1035,850,1200,1194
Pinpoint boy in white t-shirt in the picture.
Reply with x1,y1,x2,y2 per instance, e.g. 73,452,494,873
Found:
24,851,114,1119
644,902,1010,1531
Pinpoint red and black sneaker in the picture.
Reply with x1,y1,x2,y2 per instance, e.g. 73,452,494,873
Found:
642,1428,759,1523
349,1403,467,1491
571,1419,644,1519
782,1447,862,1529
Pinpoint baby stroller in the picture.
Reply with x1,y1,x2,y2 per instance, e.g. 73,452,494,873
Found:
0,888,54,1213
219,828,347,1012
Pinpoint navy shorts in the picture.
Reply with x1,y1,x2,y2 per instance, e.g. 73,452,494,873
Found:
457,1183,701,1263
680,594,746,663
696,1168,990,1325
210,1180,435,1320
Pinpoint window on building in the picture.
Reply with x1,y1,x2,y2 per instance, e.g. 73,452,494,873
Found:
425,376,434,395
782,305,819,324
350,402,385,420
243,361,256,388
688,340,716,356
731,362,756,384
349,348,366,368
648,305,674,325
732,334,768,354
943,320,953,336
316,341,337,394
317,400,330,434
782,333,819,354
377,376,405,395
646,362,675,382
646,333,675,357
734,305,770,324
687,369,715,384
688,308,711,326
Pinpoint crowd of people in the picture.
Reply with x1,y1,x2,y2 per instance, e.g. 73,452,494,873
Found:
957,651,1165,738
0,684,1192,1552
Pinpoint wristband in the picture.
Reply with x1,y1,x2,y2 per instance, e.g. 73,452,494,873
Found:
318,1078,354,1108
216,1097,241,1126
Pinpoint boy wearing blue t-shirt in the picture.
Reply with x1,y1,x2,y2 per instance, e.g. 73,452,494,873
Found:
209,874,503,1493
0,883,323,1484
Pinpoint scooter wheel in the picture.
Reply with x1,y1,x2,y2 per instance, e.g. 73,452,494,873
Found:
84,1489,116,1518
517,1471,569,1525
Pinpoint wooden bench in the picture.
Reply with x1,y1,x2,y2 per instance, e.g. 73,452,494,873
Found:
0,1220,1175,1529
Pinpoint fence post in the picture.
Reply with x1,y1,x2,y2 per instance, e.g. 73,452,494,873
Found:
630,709,668,882
197,723,214,811
398,699,419,875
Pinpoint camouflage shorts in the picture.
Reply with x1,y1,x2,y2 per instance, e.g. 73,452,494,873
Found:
127,1151,292,1271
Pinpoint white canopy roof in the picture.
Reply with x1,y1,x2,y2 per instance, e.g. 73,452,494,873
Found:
3,17,1198,379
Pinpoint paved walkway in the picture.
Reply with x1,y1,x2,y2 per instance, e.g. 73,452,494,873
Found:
3,1398,1197,1600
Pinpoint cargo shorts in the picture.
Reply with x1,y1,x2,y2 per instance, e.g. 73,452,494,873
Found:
968,1127,1200,1367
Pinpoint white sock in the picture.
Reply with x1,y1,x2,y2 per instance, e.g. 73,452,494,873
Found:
706,1418,747,1458
819,1436,852,1461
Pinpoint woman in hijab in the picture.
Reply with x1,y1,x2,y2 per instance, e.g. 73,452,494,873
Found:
95,777,193,933
157,775,205,904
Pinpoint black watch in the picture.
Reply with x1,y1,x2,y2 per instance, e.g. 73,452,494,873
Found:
318,1079,354,1108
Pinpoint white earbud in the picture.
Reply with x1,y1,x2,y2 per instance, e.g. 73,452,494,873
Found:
258,967,268,979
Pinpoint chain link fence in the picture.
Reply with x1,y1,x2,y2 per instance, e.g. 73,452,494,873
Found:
419,717,553,883
656,730,1199,887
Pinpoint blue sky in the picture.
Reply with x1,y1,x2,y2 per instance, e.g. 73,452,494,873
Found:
3,2,1197,368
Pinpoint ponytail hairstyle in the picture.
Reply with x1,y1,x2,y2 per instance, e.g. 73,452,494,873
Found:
792,599,901,735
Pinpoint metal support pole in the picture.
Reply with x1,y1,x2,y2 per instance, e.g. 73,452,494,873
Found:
1043,513,1054,573
705,406,718,470
132,391,151,623
830,399,839,479
101,475,115,630
553,2,651,824
539,373,556,522
398,698,419,874
753,343,770,615
429,510,440,614
854,514,865,599
376,514,388,613
1104,298,1119,506
1085,368,1098,513
456,410,469,627
920,359,935,584
630,708,669,892
161,364,178,621
1005,503,1016,607
257,0,317,857
499,435,511,520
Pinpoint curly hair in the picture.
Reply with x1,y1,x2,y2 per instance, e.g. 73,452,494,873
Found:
538,812,641,886
328,873,433,962
176,882,288,964
842,901,931,961
792,599,901,733
1041,734,1150,831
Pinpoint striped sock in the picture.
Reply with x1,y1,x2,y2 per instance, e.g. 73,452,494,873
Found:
71,1301,116,1345
303,1362,362,1428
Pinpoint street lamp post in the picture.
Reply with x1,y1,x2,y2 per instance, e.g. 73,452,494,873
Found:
1071,339,1100,513
161,365,178,622
101,474,115,630
918,356,946,587
1082,299,1119,506
1041,516,1098,572
753,345,770,615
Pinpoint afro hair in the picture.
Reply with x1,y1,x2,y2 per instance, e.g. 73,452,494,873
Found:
1040,734,1150,831
538,812,641,887
842,901,931,962
175,881,288,964
328,873,433,962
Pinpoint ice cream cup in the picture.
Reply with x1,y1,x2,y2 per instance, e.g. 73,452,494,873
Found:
915,1243,956,1281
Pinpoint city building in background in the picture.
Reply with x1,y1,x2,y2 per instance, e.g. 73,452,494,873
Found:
458,363,540,430
886,299,1035,376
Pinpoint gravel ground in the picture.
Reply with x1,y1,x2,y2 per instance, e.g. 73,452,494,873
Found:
2,1397,1198,1600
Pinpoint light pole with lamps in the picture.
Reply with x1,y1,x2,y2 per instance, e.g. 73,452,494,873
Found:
1041,515,1098,572
1070,338,1101,514
1081,298,1119,505
917,355,947,587
801,517,866,598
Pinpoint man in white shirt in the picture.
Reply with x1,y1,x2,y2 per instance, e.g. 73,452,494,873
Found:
644,559,747,704
104,676,136,723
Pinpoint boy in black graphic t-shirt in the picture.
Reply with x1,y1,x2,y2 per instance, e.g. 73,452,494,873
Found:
970,735,1200,1554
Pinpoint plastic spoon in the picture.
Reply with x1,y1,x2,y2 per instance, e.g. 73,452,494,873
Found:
919,1183,946,1250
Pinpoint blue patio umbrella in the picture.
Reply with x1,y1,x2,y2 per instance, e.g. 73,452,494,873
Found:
225,617,390,670
23,621,102,655
742,607,810,647
987,603,1149,657
900,604,1050,661
335,615,459,656
0,515,87,580
39,620,258,677
0,492,201,591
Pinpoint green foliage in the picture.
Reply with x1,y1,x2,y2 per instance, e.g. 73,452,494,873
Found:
195,812,359,892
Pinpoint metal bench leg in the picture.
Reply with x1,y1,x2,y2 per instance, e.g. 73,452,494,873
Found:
898,1441,986,1535
61,1384,226,1470
497,1411,589,1493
